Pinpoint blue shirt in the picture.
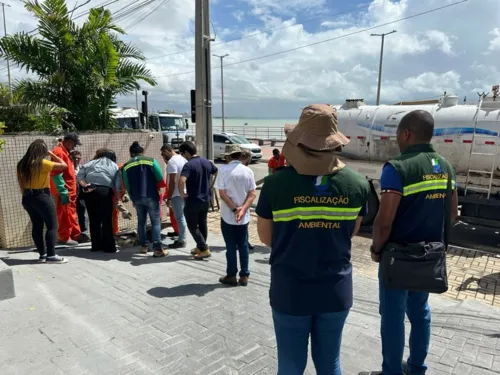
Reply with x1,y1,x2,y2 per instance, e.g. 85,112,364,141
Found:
256,167,369,316
181,156,218,203
381,163,454,243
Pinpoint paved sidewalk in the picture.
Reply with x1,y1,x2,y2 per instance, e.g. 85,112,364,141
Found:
207,212,500,308
1,230,500,375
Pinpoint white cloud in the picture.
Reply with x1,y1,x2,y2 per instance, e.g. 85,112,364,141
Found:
2,0,500,118
486,28,500,53
233,10,245,22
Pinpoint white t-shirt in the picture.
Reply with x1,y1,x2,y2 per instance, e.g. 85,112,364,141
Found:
166,154,188,197
214,161,257,225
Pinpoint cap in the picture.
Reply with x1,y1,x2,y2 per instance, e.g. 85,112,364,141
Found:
64,132,82,146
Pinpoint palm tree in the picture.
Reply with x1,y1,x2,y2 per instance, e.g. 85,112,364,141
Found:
0,0,157,130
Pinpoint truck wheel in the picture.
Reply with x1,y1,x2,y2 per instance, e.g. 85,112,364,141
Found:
361,181,379,226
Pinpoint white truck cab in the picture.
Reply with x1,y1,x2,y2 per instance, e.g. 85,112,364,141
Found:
149,112,189,149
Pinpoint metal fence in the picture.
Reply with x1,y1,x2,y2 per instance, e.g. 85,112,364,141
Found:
187,126,286,142
0,131,168,249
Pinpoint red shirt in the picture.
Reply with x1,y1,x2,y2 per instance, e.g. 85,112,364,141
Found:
50,143,77,196
268,154,286,173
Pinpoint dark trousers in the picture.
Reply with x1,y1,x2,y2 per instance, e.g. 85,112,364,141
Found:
184,199,209,250
22,189,58,257
76,196,87,234
83,186,116,253
221,219,250,277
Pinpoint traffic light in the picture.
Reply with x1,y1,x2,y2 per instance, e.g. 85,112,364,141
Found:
190,89,196,123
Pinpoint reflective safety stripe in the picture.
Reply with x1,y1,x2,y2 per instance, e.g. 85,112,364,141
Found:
403,179,455,196
123,160,154,171
272,206,362,222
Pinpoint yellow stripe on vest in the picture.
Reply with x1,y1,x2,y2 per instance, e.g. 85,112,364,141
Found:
403,179,455,196
124,160,154,171
272,206,362,222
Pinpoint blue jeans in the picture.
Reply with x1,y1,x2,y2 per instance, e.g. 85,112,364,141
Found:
134,197,161,250
272,308,349,375
171,196,187,243
379,268,430,375
220,219,249,277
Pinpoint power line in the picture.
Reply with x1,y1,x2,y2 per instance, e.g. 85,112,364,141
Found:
153,0,468,79
123,0,169,31
145,0,398,61
114,0,157,25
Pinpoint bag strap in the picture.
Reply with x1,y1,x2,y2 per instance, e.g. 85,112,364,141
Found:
443,167,453,247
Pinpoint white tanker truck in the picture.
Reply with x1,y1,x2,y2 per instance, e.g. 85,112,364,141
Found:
327,86,500,233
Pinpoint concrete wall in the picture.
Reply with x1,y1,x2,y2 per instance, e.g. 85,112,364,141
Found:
0,131,166,249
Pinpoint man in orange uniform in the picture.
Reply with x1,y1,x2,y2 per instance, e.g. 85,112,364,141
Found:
112,164,126,235
50,133,82,246
267,148,286,175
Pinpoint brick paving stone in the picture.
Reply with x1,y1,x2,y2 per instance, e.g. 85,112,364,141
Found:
216,211,500,307
0,212,499,374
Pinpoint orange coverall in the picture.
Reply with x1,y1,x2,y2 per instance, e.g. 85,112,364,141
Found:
112,164,127,235
161,182,179,234
50,143,81,242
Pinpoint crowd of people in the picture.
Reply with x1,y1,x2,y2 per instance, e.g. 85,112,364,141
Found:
16,134,227,263
16,104,457,375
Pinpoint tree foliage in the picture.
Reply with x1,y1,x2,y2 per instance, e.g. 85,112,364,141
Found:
0,0,157,130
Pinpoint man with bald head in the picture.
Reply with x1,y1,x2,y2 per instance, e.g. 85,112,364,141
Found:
361,110,459,375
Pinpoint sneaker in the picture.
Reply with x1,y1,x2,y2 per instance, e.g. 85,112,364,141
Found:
38,255,47,263
193,249,211,260
168,241,186,249
219,276,238,286
58,239,78,246
46,255,68,264
239,276,249,287
167,232,179,238
190,247,201,255
153,249,169,258
77,234,91,243
140,246,149,254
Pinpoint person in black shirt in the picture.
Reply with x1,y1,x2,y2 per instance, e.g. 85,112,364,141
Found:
178,141,218,260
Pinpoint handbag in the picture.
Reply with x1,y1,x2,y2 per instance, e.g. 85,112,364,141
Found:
380,172,452,294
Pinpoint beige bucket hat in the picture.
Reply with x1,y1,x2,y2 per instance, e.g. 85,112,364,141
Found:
282,104,349,176
222,144,243,157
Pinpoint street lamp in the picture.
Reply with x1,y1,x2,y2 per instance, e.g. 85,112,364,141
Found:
371,30,396,105
213,53,229,132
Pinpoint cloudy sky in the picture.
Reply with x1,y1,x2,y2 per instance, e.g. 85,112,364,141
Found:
3,0,500,118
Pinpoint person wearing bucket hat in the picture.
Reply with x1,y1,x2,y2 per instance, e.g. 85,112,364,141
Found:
256,104,370,375
215,144,257,286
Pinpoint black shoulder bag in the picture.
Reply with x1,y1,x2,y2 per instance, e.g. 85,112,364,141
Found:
380,173,452,294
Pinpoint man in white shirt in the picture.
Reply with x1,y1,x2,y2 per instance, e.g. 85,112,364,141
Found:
161,144,188,249
215,145,257,287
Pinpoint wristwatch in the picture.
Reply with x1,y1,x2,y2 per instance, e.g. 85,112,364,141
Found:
232,208,237,213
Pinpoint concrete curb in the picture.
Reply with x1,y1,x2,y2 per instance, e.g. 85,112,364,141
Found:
0,260,15,301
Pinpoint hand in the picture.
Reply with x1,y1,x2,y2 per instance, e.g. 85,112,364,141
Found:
165,198,172,208
371,252,381,263
48,150,57,160
60,193,70,205
235,207,246,223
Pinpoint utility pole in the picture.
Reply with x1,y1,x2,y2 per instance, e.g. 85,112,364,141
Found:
135,88,138,110
213,54,228,132
1,2,11,97
195,0,214,159
371,30,396,105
